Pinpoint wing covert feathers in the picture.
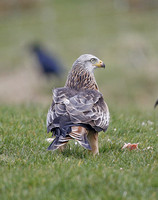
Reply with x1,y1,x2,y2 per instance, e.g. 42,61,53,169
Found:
47,87,110,133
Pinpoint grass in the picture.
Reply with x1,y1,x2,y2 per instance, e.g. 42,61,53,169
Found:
0,105,158,200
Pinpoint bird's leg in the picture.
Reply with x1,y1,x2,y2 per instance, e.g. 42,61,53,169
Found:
87,131,99,155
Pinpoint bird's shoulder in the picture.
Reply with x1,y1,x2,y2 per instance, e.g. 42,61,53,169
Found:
53,87,103,106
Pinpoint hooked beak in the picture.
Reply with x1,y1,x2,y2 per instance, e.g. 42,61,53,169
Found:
94,60,105,68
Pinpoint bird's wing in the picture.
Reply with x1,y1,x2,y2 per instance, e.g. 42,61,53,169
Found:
154,99,158,108
47,87,109,133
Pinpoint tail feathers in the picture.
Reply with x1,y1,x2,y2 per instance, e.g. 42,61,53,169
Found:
47,136,72,151
77,140,92,150
70,126,92,150
47,126,92,151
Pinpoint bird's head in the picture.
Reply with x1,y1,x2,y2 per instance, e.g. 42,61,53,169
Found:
72,54,105,73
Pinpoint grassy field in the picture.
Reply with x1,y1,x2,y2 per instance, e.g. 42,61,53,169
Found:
0,0,158,199
0,105,158,200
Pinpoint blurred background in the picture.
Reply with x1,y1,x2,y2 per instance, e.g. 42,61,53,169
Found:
0,0,158,110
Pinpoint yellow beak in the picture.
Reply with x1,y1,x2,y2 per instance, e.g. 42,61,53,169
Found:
94,60,105,68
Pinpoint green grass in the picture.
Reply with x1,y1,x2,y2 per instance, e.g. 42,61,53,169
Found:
0,105,158,200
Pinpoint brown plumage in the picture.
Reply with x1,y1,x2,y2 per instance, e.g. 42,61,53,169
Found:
65,65,99,91
47,54,110,155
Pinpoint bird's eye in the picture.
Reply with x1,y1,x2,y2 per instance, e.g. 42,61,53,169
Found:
90,58,96,64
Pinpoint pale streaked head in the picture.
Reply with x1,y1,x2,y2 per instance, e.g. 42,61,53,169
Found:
72,54,105,72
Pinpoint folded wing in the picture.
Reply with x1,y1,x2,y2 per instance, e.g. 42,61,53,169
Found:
47,87,110,133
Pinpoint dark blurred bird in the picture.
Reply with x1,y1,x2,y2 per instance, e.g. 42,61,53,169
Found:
47,54,110,155
31,44,64,77
154,99,158,108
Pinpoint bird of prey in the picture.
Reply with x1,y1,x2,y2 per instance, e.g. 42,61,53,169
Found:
47,54,110,155
31,44,64,77
154,99,158,108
